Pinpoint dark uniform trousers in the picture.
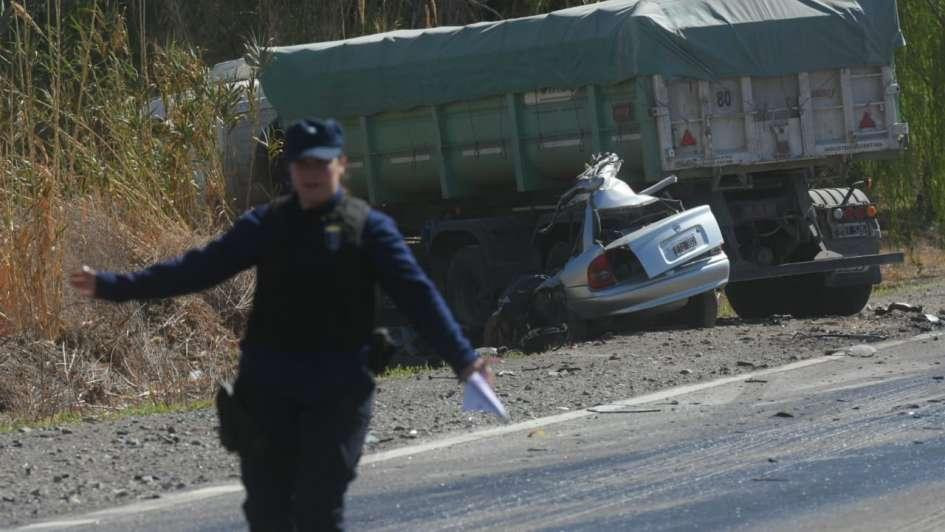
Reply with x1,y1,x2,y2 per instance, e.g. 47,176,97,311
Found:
236,367,373,531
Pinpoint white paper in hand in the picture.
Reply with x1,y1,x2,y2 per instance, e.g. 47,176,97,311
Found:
463,372,509,421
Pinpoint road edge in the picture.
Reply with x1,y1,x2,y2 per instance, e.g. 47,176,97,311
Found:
16,330,943,530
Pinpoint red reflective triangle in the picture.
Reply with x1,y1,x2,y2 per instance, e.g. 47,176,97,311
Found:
859,111,876,129
681,129,697,146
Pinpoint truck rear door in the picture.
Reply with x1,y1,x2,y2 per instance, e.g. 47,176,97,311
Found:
652,66,909,172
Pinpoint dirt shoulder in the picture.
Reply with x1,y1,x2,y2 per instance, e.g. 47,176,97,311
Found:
2,276,944,527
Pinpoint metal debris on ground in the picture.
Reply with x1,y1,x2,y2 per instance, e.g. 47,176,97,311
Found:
475,347,499,357
830,344,877,358
795,331,888,341
587,406,662,414
876,301,924,315
772,411,794,418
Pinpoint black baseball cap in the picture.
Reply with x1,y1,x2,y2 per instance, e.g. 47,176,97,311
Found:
284,118,344,162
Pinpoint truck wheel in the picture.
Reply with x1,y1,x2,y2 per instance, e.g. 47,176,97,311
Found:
681,290,719,328
725,280,782,318
446,246,495,333
818,284,872,316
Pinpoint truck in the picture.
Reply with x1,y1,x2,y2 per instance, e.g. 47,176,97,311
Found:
215,0,907,338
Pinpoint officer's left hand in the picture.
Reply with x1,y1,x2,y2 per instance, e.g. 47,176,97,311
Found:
459,357,495,388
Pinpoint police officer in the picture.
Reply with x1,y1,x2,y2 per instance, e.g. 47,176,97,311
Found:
69,117,490,531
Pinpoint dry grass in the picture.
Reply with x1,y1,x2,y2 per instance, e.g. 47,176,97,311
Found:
879,238,945,289
0,2,255,424
0,194,252,422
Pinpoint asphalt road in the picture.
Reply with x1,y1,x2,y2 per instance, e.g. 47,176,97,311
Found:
19,332,945,531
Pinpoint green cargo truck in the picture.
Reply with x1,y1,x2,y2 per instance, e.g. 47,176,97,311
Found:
219,0,907,333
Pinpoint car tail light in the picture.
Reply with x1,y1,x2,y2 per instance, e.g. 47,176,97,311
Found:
587,254,616,291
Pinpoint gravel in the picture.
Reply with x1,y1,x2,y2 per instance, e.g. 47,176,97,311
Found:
2,277,944,527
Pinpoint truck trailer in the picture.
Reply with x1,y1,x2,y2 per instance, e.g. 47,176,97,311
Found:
217,0,907,336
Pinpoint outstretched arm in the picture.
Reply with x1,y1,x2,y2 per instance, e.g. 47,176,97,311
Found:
363,211,489,381
70,207,268,302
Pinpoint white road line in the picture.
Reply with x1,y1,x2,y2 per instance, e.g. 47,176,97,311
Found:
18,331,942,530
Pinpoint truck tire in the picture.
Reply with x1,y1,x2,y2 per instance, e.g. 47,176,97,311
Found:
817,283,872,316
680,290,719,328
446,245,495,333
725,280,784,319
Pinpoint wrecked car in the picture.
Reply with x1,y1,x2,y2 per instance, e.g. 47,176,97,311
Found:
485,154,730,349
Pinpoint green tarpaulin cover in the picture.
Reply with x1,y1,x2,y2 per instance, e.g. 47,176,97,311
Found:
260,0,904,121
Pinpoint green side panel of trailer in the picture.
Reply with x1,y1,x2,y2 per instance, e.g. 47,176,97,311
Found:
260,0,904,203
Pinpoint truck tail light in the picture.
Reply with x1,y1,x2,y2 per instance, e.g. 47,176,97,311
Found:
587,254,616,291
832,204,878,222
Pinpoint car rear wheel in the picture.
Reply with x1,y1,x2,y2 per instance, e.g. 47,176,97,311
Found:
680,290,719,328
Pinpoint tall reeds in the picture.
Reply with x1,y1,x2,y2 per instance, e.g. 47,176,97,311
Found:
0,1,249,420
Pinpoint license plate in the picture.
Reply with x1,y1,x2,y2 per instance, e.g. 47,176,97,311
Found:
834,223,871,239
671,234,699,258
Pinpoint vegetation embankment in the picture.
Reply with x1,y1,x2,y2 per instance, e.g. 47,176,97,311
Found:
0,1,943,425
0,3,249,423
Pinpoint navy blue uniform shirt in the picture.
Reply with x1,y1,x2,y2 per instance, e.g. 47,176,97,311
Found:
95,192,478,380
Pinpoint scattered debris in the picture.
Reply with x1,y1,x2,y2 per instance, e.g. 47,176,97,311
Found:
796,332,888,342
497,370,516,377
933,376,944,381
772,411,794,418
744,378,768,384
475,347,499,358
735,361,756,368
873,302,920,316
679,369,693,375
831,344,877,358
587,407,661,414
526,448,550,452
916,314,942,325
